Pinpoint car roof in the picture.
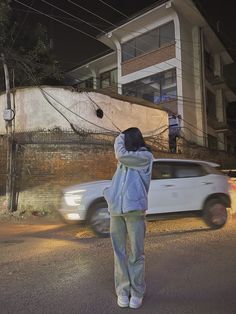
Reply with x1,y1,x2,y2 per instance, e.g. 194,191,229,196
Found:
153,158,219,167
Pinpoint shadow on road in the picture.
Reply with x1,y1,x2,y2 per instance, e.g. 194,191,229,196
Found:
149,226,212,238
0,219,215,243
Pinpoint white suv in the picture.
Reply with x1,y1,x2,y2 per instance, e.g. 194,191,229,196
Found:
59,159,231,237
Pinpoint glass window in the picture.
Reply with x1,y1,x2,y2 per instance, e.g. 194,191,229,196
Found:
204,164,223,175
123,68,177,105
100,68,117,89
110,68,117,85
78,77,93,89
122,39,136,61
173,163,205,178
136,29,159,56
152,162,174,180
100,72,110,88
121,21,175,62
161,69,177,101
160,21,175,46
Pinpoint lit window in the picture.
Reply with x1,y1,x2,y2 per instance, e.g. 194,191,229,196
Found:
122,68,177,104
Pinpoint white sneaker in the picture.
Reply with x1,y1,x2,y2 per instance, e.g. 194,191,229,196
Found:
129,296,143,309
117,295,129,308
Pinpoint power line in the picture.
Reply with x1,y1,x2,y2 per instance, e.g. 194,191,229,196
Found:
14,0,98,41
10,0,36,49
15,57,167,137
12,55,228,149
7,44,214,142
13,52,220,145
54,1,202,83
15,58,118,133
19,0,203,87
84,92,121,132
68,0,204,75
12,1,229,146
95,0,203,83
40,0,105,34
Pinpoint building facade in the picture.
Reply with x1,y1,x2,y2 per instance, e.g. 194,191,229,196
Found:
68,0,236,152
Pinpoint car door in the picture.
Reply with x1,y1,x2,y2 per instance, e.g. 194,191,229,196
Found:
170,162,207,211
148,161,207,214
148,161,180,214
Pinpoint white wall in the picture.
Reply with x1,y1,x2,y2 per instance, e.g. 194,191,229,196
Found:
0,87,168,139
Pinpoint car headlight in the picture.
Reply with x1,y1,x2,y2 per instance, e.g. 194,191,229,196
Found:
64,190,85,206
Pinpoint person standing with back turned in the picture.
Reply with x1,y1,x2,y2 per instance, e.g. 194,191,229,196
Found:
103,127,153,309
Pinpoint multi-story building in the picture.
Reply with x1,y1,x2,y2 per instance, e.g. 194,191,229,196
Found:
67,0,236,152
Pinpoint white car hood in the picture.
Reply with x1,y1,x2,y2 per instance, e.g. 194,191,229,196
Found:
63,180,111,193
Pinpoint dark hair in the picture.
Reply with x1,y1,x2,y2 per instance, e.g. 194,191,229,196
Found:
122,127,146,151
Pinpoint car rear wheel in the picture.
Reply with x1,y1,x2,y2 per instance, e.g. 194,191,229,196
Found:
88,200,110,237
203,199,228,229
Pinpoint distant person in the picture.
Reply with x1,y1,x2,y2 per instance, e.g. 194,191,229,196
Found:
104,127,153,309
169,113,181,153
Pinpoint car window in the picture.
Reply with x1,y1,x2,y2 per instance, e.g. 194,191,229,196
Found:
152,162,173,180
205,165,224,175
173,163,205,178
152,161,206,180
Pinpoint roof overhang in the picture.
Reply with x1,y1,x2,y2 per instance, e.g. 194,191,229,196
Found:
98,0,233,65
68,51,117,79
98,1,172,48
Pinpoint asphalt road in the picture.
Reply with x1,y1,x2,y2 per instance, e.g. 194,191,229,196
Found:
0,217,236,314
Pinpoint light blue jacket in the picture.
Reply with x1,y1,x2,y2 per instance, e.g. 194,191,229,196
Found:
103,133,153,215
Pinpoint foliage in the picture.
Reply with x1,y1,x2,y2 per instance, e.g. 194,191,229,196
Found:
0,0,63,91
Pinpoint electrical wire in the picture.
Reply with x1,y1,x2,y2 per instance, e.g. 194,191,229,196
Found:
11,1,231,147
40,0,203,85
19,0,234,111
10,0,36,49
7,45,224,146
15,58,119,133
84,92,121,132
14,0,98,41
16,0,203,87
14,56,168,138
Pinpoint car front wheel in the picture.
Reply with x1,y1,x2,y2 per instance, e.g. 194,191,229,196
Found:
88,200,110,237
203,199,228,229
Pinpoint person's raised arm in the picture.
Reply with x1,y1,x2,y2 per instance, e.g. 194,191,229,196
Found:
114,133,152,168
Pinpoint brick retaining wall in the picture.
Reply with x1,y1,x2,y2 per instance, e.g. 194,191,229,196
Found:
0,135,236,215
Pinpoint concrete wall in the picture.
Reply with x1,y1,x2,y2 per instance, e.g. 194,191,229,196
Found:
0,86,169,215
0,87,168,137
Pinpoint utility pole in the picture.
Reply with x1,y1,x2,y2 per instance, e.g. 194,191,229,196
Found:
1,53,15,211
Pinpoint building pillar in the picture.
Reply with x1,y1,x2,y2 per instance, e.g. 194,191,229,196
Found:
192,26,206,147
108,34,122,94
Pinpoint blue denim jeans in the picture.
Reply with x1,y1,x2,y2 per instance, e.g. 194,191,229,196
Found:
110,212,146,298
